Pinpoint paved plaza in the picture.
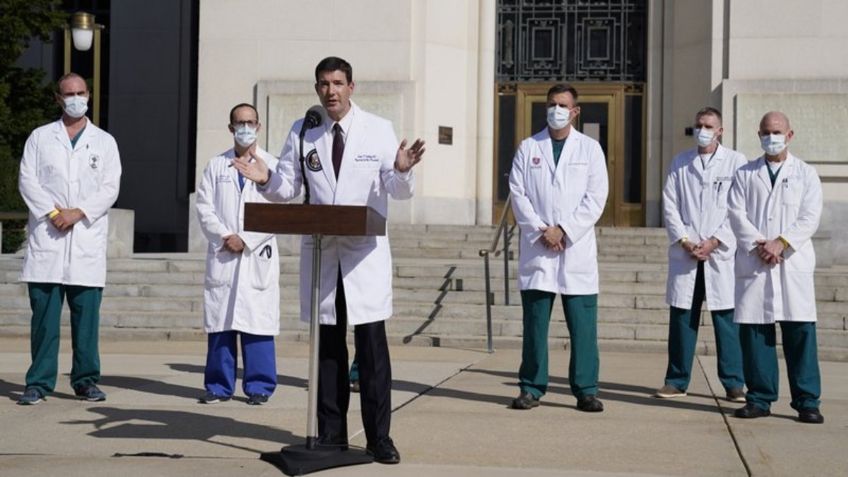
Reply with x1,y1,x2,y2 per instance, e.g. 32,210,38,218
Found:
0,338,845,476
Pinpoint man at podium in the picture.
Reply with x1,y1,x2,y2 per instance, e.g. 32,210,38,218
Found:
234,56,425,464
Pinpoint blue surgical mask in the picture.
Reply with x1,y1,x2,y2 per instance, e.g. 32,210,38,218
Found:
694,128,715,147
760,133,786,156
546,105,570,130
234,125,257,147
62,95,88,119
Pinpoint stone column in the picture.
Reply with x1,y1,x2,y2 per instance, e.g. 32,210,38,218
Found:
475,0,495,225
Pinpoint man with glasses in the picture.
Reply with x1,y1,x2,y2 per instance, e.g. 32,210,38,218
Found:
17,72,121,405
196,103,280,406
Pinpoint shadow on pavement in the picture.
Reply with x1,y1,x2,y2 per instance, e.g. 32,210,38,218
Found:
462,367,732,414
62,406,300,451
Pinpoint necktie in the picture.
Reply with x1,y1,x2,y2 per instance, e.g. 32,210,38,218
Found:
332,123,345,179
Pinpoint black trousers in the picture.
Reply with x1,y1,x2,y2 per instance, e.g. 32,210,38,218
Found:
317,269,392,445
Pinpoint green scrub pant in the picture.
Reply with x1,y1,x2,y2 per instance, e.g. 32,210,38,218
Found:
664,262,744,392
518,290,599,400
24,283,103,395
740,321,821,411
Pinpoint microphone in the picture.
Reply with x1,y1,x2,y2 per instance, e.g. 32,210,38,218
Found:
300,105,324,136
298,105,324,204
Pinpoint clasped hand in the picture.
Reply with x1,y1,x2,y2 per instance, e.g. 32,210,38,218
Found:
683,238,719,261
755,238,785,265
538,225,565,252
221,234,245,253
50,204,85,231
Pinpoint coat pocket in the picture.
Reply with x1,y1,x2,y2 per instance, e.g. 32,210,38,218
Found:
250,244,275,290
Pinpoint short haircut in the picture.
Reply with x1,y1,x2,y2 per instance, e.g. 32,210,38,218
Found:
56,72,88,93
546,84,579,103
229,103,258,124
315,56,353,84
695,106,722,125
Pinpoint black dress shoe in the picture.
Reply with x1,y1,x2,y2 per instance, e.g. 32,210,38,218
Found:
316,433,349,450
798,408,824,424
576,395,604,413
367,437,400,464
734,403,770,419
511,391,540,410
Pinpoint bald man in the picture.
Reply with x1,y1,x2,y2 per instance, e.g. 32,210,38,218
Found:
727,111,824,424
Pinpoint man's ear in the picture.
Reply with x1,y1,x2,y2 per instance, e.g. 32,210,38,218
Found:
227,124,235,134
786,129,794,142
571,105,581,117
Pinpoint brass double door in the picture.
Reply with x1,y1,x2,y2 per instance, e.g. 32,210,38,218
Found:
496,83,644,226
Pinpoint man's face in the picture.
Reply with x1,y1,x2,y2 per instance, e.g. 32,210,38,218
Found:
56,76,89,106
228,106,260,134
695,113,723,137
758,114,792,141
315,70,354,121
547,91,579,119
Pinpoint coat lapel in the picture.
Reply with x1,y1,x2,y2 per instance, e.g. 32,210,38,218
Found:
538,129,556,176
336,105,368,202
304,124,335,192
53,120,73,152
557,129,579,174
755,156,772,191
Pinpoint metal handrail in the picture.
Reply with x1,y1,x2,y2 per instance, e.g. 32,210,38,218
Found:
478,192,516,353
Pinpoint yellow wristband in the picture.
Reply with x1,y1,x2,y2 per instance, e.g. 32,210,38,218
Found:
777,236,790,248
48,209,59,219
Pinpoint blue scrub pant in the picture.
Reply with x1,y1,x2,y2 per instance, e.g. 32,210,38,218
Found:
664,262,744,392
518,291,599,400
740,321,821,411
204,331,276,397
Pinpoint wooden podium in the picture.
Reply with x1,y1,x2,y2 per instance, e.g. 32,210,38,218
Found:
244,203,386,475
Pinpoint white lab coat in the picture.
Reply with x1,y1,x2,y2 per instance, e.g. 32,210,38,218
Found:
196,147,281,335
18,119,121,287
260,102,413,325
727,153,822,324
663,145,747,310
509,128,609,295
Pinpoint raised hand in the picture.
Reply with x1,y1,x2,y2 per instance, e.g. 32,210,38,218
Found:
232,146,270,185
395,138,425,173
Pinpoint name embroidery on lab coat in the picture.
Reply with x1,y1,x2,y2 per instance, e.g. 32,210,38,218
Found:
89,154,100,170
306,149,322,171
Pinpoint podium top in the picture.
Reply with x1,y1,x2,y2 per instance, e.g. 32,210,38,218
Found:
243,203,386,236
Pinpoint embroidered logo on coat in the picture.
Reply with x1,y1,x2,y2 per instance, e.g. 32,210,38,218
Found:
532,157,541,166
306,149,322,171
89,154,100,169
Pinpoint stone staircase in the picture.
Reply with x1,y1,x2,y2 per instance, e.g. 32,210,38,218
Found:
0,225,846,360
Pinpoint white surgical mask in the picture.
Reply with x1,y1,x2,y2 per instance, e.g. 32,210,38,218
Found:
234,125,257,147
760,133,786,156
694,128,715,147
546,105,570,130
62,95,88,119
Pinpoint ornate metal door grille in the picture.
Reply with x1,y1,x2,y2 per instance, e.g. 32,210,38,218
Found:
497,0,646,82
